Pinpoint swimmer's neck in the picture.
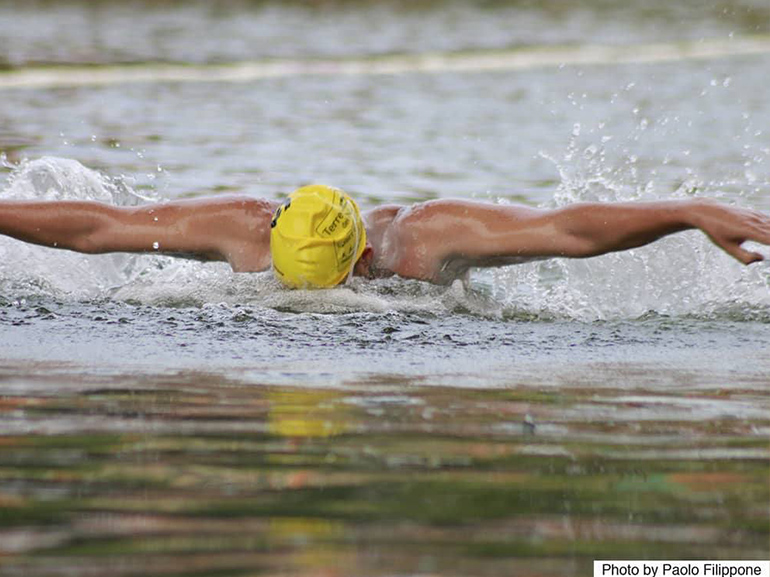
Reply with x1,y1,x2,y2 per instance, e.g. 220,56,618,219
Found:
361,205,403,277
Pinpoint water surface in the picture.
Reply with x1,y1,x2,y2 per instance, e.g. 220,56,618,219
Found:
0,1,769,575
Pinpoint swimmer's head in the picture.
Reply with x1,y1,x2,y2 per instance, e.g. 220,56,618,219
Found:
270,184,367,289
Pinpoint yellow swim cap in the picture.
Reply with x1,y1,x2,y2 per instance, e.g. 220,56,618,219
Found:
270,185,367,289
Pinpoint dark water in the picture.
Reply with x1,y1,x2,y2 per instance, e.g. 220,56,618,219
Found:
0,1,769,575
1,364,768,576
1,296,768,575
2,0,769,67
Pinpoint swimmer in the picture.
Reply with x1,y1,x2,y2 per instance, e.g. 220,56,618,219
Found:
0,184,769,288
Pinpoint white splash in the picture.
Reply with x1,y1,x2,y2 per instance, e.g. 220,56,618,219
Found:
0,157,156,299
1,157,768,320
480,150,770,321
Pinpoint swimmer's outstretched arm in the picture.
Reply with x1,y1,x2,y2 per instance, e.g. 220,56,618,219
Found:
0,197,277,272
393,199,770,282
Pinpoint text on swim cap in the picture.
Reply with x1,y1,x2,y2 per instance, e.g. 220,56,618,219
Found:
321,211,350,236
314,195,358,272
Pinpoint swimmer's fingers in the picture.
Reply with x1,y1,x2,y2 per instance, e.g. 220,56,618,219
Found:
741,209,770,262
713,237,765,265
709,222,770,264
697,203,770,265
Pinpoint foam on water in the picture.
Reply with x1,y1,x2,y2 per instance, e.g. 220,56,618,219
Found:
1,157,768,320
0,157,158,299
482,145,770,321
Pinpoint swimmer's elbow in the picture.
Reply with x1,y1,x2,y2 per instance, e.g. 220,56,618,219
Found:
58,211,117,254
69,208,130,254
548,207,618,258
69,230,112,254
557,236,607,258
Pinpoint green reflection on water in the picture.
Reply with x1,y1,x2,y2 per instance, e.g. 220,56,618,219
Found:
0,376,768,576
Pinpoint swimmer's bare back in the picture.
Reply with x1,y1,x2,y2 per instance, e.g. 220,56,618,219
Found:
1,196,768,285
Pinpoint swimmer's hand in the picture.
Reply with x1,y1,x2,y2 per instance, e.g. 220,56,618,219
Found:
688,199,769,264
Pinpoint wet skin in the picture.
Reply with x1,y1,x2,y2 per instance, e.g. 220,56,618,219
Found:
0,195,769,285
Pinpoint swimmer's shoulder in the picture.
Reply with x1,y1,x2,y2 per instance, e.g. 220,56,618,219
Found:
364,203,404,220
363,204,405,233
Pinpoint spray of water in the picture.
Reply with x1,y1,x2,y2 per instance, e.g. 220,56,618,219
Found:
0,157,161,300
478,127,770,321
0,156,768,320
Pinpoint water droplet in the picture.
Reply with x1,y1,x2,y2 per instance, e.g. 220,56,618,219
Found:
571,123,581,137
152,242,160,250
583,145,598,159
153,217,159,222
